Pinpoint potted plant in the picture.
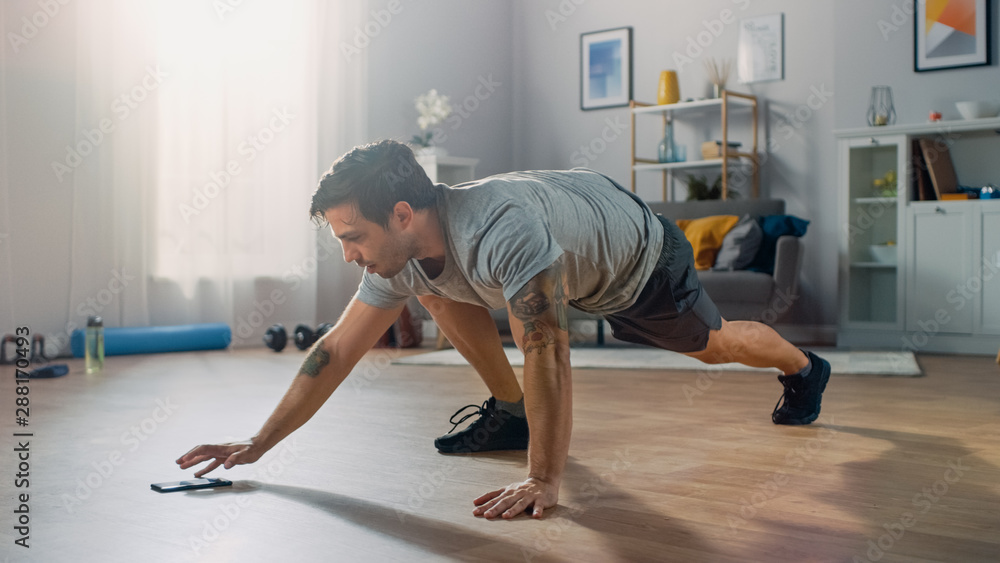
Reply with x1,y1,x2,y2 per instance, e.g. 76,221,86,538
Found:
685,173,738,201
410,89,452,156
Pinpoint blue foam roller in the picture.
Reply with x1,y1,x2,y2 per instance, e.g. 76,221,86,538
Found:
71,323,232,357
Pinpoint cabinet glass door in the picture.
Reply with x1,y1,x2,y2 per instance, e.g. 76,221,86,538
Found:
844,138,903,326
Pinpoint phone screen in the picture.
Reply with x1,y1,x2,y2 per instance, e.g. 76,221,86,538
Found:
150,478,233,493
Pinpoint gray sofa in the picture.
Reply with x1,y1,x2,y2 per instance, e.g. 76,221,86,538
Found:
644,198,802,324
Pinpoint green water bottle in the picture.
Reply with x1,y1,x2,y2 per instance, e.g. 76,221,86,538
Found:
85,316,104,374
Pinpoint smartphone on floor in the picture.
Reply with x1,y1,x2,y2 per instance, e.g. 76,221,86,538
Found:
151,478,233,493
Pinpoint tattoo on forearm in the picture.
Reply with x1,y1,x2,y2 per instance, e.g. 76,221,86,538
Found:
511,290,550,320
522,320,556,355
553,276,568,331
300,346,331,378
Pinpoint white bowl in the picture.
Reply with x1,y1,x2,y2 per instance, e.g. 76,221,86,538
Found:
956,100,1000,120
870,244,897,265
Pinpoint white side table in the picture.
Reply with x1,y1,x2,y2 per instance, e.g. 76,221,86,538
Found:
415,154,479,185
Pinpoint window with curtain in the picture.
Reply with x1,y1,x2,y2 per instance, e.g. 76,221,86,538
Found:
62,0,365,351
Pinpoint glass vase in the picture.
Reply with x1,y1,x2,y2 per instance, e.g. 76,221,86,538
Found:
867,86,896,127
658,119,675,163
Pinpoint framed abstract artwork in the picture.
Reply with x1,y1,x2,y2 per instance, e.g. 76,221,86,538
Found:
580,27,632,111
915,0,992,71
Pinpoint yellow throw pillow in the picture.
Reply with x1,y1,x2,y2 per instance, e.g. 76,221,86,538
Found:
676,215,740,270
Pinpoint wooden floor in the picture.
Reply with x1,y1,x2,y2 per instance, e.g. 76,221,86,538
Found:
1,347,999,562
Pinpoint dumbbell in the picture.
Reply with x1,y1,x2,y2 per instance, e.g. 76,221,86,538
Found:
263,324,288,352
264,323,334,352
293,323,334,351
0,334,47,364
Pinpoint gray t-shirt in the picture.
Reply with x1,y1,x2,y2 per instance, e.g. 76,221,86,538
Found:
356,168,663,315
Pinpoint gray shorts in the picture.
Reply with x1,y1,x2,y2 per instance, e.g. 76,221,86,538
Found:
604,215,723,353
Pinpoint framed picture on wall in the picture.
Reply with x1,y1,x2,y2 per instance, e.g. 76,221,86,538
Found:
737,14,785,83
915,0,992,72
580,26,632,110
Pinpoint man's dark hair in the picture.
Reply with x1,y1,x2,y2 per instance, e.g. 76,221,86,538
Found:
310,139,435,229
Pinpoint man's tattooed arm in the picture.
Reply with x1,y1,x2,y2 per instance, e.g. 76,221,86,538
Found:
299,345,331,377
509,259,569,355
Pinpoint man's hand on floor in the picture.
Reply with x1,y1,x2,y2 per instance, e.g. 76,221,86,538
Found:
472,477,559,519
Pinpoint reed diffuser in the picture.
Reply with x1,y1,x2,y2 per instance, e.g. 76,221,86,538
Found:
704,57,732,98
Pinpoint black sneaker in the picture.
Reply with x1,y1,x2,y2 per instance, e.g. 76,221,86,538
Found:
772,351,831,425
434,397,529,453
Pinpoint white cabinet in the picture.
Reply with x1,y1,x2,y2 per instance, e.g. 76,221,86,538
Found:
978,207,1000,334
836,117,1000,354
906,202,975,334
415,154,479,185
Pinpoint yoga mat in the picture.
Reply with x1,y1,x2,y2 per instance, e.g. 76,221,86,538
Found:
71,323,232,357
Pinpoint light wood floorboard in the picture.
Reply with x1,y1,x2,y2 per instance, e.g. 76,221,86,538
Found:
1,348,999,562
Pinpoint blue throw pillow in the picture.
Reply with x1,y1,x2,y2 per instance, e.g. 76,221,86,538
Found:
747,215,809,275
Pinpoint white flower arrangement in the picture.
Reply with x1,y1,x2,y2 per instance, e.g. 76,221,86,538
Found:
411,89,452,147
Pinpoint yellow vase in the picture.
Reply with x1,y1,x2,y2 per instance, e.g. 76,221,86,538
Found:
657,70,680,105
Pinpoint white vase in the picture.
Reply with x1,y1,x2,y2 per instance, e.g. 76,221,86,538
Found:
414,146,448,157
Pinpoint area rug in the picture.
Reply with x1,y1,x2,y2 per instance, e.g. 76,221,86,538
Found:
394,347,922,376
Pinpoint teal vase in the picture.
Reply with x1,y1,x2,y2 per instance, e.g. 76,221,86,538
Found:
658,120,675,163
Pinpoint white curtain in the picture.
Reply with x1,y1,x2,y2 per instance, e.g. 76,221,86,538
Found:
61,0,366,352
0,5,11,335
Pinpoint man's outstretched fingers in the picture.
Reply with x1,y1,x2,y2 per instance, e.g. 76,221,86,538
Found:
473,488,504,506
503,497,532,519
193,459,222,478
532,504,544,519
473,489,505,515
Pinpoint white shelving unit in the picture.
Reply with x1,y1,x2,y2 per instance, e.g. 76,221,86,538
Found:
630,91,759,200
836,119,1000,354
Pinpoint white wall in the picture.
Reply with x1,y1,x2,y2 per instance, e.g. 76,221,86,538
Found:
365,0,514,178
833,1,1000,128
